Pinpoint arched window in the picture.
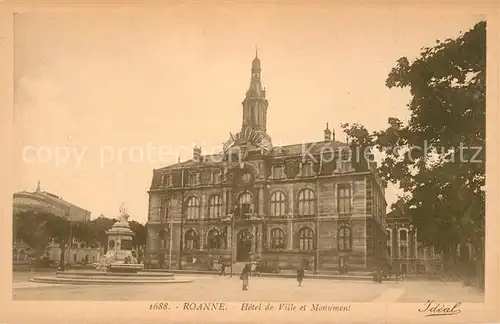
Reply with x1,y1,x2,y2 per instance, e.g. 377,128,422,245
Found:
186,196,200,220
338,225,352,251
208,195,222,218
184,229,199,250
298,189,315,216
298,227,315,251
270,228,285,249
270,191,286,217
207,229,225,249
238,192,252,216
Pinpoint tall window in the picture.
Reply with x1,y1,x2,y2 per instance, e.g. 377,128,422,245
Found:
207,229,224,249
186,196,200,220
208,195,222,219
337,184,352,215
338,225,352,251
302,162,313,177
184,229,199,250
270,228,285,249
238,192,252,216
298,189,315,216
298,227,314,250
272,164,285,179
270,191,286,217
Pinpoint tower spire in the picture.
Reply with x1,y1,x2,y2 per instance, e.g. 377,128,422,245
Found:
36,180,40,192
242,48,268,132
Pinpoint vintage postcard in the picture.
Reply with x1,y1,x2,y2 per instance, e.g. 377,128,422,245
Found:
1,1,498,323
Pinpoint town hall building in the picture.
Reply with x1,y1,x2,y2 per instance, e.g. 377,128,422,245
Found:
146,52,388,274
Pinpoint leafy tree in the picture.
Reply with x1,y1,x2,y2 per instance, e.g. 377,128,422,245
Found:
88,216,115,254
14,211,52,264
342,21,485,283
14,210,94,269
129,220,147,262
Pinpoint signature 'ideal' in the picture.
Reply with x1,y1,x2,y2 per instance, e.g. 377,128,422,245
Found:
418,300,462,317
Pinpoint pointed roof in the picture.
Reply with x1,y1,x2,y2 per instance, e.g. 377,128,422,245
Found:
246,49,265,100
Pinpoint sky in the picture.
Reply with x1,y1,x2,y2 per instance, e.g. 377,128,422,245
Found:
13,4,484,224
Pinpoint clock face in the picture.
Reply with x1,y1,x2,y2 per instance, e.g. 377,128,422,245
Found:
253,73,260,78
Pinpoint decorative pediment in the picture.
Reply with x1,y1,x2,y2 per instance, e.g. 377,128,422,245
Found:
223,128,273,154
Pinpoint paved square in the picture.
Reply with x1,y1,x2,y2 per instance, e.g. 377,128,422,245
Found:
12,272,484,303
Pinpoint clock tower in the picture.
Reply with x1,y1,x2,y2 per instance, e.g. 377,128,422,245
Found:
242,48,268,133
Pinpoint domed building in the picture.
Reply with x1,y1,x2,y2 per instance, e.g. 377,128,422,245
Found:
146,52,388,274
13,182,97,265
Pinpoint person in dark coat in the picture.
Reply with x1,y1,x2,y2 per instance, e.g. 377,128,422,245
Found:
220,261,226,276
297,267,305,287
240,263,251,290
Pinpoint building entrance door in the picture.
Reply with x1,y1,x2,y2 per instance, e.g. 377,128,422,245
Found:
236,229,252,262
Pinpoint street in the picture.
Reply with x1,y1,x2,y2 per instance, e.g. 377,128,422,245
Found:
12,272,484,302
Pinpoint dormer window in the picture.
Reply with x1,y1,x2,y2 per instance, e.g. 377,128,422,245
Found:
302,162,313,177
188,172,200,187
212,171,222,184
337,149,352,173
271,164,285,179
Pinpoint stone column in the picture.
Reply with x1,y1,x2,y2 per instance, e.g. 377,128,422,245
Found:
259,187,264,216
252,226,257,254
200,194,206,220
288,220,293,250
221,189,226,216
200,227,205,251
258,224,263,254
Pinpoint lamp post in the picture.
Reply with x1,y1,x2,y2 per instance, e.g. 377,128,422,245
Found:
168,202,174,270
230,207,235,278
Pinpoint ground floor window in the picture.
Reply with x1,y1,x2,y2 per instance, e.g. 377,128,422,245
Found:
298,227,314,251
184,229,200,250
270,228,285,249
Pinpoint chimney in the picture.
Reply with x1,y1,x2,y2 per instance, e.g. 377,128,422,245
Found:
324,123,332,141
193,146,202,162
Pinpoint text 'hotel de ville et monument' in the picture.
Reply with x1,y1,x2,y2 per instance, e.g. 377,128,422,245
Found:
145,51,388,275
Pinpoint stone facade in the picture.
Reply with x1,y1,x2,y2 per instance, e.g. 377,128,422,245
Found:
146,53,388,274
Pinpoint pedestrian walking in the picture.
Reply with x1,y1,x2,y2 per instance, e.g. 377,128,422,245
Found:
297,267,305,287
240,263,251,290
220,262,226,276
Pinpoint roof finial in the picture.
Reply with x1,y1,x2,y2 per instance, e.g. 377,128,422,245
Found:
36,180,40,192
326,122,329,130
255,45,258,58
178,156,181,163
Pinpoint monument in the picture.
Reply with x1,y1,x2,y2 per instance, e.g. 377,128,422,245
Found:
95,204,143,273
29,204,193,285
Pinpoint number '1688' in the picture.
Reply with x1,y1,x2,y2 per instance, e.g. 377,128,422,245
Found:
150,302,169,310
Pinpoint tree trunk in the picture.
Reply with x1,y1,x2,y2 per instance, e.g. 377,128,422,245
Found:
471,237,485,289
